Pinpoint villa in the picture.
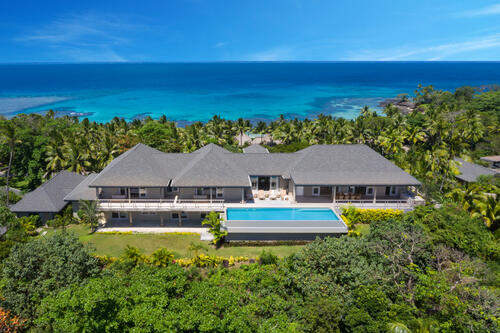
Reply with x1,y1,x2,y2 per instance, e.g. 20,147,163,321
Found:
12,143,422,240
65,143,420,240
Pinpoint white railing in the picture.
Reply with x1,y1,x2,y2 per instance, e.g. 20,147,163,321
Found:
334,198,412,209
98,198,225,211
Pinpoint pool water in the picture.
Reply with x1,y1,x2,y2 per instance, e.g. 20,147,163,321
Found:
226,208,339,221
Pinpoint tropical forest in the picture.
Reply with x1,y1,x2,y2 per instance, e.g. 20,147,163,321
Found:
0,85,499,332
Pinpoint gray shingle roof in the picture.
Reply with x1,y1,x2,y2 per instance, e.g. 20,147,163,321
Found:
88,143,421,188
10,171,86,213
89,144,187,187
290,145,421,186
64,173,98,201
454,158,498,183
171,144,250,187
243,145,269,153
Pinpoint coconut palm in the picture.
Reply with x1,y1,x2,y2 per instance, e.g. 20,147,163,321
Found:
232,118,251,146
0,120,21,206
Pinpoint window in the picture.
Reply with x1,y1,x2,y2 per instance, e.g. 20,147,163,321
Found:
390,186,397,195
366,187,374,195
181,211,188,219
251,176,258,190
130,187,139,198
200,213,207,219
312,186,320,196
171,212,179,219
196,188,204,196
216,187,224,198
166,186,179,193
139,188,147,198
112,212,127,219
140,211,157,215
270,176,278,190
349,186,355,194
120,188,126,195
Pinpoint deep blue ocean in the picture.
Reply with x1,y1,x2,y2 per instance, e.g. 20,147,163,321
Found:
0,62,499,123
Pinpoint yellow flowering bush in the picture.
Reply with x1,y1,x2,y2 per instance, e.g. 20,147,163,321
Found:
341,205,403,224
98,231,133,235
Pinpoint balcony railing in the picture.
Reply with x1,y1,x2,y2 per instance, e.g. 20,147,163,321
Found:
98,197,225,211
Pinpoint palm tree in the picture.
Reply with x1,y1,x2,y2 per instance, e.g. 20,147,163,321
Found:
255,121,267,143
78,200,100,232
0,120,21,206
232,118,251,146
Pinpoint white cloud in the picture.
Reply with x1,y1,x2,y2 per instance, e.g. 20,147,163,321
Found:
243,47,296,61
16,12,145,62
456,3,500,17
344,33,500,61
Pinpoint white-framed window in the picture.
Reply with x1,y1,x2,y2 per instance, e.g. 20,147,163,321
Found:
140,211,157,215
366,187,374,195
349,186,355,194
139,188,147,198
216,187,224,198
270,176,278,190
112,212,127,219
250,176,258,190
312,186,320,196
385,186,397,196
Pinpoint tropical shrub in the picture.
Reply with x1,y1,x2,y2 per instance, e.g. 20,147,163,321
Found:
258,250,278,265
0,307,26,332
1,233,100,320
202,211,227,245
149,248,175,267
341,205,404,224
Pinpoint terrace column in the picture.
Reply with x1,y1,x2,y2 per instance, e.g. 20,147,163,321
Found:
241,188,244,203
210,188,212,203
128,187,131,203
373,188,377,204
129,212,133,226
333,186,336,204
160,187,163,203
95,188,99,199
160,214,164,227
178,212,182,227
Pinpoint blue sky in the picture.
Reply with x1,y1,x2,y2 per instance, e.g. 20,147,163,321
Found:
1,0,500,62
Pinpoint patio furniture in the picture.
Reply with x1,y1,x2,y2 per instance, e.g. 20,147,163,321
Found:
270,190,277,200
258,190,265,200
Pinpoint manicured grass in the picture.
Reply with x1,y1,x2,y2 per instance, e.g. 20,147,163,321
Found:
42,224,302,259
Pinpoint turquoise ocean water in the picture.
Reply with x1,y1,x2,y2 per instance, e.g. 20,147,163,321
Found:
0,62,499,123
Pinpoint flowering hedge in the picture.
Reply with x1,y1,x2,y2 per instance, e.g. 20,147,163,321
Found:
341,206,403,224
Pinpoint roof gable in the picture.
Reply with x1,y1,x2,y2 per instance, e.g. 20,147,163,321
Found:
11,171,86,213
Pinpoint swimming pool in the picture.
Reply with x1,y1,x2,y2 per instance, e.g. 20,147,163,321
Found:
226,207,340,221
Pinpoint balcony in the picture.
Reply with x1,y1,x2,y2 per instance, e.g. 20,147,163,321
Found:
98,197,225,212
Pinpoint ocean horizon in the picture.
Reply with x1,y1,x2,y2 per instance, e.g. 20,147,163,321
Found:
1,62,499,123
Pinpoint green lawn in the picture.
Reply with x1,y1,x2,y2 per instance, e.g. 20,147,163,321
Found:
42,224,303,259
